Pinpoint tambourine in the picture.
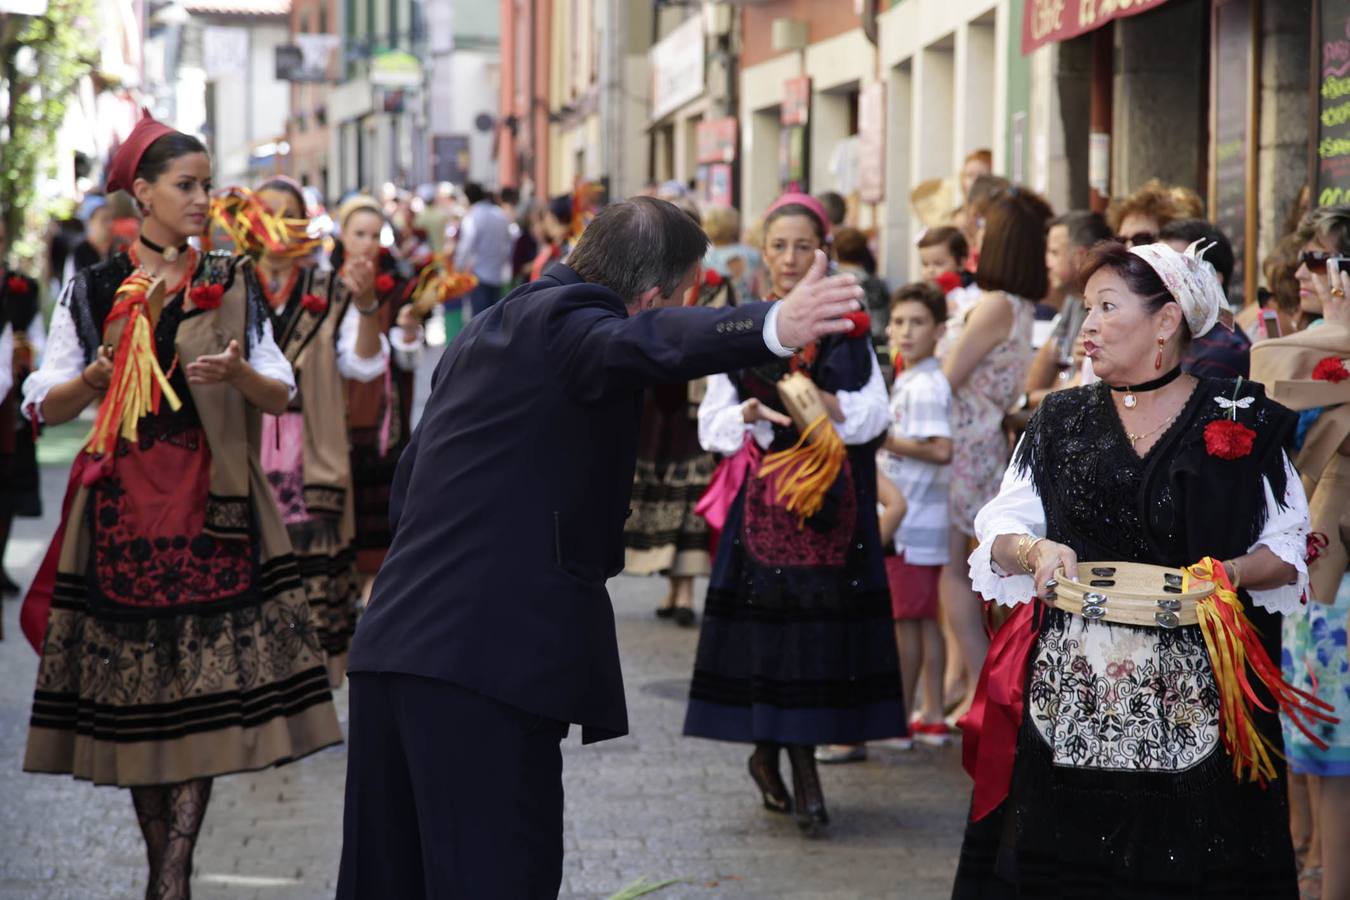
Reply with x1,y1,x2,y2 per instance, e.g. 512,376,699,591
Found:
1049,561,1216,629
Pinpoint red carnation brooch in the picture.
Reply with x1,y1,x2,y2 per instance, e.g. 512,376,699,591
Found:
5,275,29,295
1312,356,1349,383
300,292,328,314
188,282,224,310
375,273,396,295
1204,377,1257,460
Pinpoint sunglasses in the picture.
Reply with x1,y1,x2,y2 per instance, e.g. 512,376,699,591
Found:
1300,250,1333,274
1117,232,1156,247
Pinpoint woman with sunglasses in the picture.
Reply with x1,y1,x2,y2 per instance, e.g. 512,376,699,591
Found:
19,115,341,900
1106,178,1180,250
252,178,390,687
1257,203,1350,900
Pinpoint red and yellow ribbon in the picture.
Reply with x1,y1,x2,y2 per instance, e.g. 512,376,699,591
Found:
208,187,320,258
756,415,847,525
85,273,182,457
408,252,478,317
1187,556,1337,783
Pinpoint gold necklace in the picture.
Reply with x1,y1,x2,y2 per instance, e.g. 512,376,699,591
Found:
1124,411,1179,446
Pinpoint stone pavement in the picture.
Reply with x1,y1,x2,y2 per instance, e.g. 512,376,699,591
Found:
0,428,969,900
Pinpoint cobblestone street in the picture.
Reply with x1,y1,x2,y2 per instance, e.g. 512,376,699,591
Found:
0,417,968,900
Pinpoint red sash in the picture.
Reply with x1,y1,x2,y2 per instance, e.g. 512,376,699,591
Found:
20,454,92,653
959,601,1040,821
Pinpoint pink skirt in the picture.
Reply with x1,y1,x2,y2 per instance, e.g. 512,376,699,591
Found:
885,552,941,621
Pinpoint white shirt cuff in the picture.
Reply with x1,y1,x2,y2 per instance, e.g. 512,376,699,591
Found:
762,302,793,358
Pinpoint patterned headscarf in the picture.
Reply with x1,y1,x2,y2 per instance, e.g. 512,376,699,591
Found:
1129,239,1229,339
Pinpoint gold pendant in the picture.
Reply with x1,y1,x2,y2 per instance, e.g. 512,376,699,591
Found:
1123,392,1137,408
163,245,179,263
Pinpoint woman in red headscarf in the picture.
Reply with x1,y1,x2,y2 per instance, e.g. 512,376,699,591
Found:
250,178,390,684
18,115,341,900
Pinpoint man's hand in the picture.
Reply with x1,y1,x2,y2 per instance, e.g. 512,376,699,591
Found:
772,250,863,349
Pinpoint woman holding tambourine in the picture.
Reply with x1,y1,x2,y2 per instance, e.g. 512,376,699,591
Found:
952,239,1325,898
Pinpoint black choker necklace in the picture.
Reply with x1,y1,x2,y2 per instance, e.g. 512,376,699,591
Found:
1109,366,1182,408
139,234,190,263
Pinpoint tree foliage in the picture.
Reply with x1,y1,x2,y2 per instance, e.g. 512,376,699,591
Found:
0,1,98,264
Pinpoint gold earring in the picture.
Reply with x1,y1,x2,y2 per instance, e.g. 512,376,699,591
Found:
1154,336,1165,370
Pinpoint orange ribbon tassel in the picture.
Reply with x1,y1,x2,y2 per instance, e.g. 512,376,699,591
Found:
85,273,183,458
1187,556,1337,783
756,415,847,525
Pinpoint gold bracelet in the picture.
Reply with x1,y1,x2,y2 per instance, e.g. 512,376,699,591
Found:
1014,535,1029,573
1024,537,1046,574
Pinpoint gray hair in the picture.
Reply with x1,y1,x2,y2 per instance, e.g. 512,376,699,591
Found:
566,197,710,303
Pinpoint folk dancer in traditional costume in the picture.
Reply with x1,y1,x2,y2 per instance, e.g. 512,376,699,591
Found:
624,250,736,627
18,115,341,900
246,178,390,686
332,195,424,577
683,194,904,835
0,218,43,603
954,240,1326,898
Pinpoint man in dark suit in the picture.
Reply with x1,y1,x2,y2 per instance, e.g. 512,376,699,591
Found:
336,197,863,899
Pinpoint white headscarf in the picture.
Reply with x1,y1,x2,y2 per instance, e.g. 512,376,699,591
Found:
1128,240,1229,339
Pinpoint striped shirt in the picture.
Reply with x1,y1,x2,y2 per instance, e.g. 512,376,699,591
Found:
877,357,952,565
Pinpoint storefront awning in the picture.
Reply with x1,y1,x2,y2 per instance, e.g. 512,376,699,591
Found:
1023,0,1172,55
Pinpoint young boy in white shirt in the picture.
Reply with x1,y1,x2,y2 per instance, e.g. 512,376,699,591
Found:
880,282,954,744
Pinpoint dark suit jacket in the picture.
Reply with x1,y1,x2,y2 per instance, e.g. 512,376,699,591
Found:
347,264,777,742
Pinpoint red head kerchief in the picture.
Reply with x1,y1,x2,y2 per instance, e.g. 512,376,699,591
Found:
106,110,176,195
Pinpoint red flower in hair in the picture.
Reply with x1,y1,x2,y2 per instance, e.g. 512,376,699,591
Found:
6,275,29,295
844,310,872,340
1204,419,1256,460
375,273,396,295
703,268,724,288
1312,356,1349,383
188,283,224,310
300,292,328,314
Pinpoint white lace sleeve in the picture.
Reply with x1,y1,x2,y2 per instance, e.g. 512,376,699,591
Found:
968,442,1045,607
835,351,891,446
24,309,46,361
698,372,772,454
248,318,297,400
336,302,390,383
21,291,83,422
388,324,424,372
0,324,11,400
1246,453,1310,614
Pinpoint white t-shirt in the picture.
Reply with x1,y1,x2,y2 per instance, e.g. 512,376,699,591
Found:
877,356,952,565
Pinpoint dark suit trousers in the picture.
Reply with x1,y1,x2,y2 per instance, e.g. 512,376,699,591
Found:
336,673,569,899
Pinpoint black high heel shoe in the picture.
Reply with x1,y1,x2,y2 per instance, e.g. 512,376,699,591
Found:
748,743,792,814
786,744,829,837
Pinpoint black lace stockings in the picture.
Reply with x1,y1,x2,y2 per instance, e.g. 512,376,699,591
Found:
131,778,214,900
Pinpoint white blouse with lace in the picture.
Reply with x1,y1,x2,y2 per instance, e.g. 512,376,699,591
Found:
698,350,891,455
23,290,299,421
967,438,1311,615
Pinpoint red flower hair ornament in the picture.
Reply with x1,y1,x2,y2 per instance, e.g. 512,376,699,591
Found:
1203,377,1257,460
6,275,29,295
